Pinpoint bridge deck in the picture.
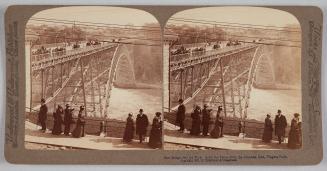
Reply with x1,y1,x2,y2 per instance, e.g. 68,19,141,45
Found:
25,121,152,150
164,122,287,150
170,44,257,71
31,43,117,71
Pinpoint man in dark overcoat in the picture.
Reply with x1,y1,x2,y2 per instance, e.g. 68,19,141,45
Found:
202,104,211,136
274,109,287,144
38,98,48,132
64,104,74,136
176,99,186,132
136,109,149,143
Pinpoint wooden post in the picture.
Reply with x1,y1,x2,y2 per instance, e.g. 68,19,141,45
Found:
219,59,227,117
80,59,88,116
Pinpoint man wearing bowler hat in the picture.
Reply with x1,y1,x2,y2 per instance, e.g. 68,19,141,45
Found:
136,109,149,143
176,99,186,132
38,98,48,132
274,109,287,144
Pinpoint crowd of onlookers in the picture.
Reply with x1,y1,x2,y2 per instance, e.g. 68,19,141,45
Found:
36,98,162,149
35,97,302,149
175,99,302,149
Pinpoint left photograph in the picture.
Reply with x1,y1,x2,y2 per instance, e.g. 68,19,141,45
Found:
25,6,163,150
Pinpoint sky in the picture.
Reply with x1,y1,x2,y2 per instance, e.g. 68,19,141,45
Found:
167,6,300,28
27,6,159,26
27,6,300,29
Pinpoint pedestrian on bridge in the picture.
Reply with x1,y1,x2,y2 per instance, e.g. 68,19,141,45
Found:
38,98,48,132
123,113,135,143
64,104,74,136
52,105,64,135
202,104,211,136
274,109,287,144
176,99,186,132
262,114,273,143
190,105,201,136
149,112,163,149
136,109,149,143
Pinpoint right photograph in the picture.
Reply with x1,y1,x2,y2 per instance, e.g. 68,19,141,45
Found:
163,6,302,150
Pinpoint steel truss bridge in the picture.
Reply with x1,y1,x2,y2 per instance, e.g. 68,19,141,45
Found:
169,44,265,119
29,43,136,117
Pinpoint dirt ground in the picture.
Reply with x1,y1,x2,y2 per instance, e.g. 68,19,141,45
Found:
25,142,78,150
164,142,217,150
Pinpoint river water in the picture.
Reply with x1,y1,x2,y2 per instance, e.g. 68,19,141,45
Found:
247,87,302,122
107,86,162,121
108,86,301,124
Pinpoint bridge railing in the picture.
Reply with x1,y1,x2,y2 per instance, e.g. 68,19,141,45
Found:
170,45,257,72
170,44,252,63
31,43,117,71
31,43,112,63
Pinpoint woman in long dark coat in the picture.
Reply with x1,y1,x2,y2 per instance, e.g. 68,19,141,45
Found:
262,114,273,143
72,106,86,138
211,106,223,138
148,112,163,149
123,113,135,143
288,113,302,149
190,105,201,136
52,105,64,135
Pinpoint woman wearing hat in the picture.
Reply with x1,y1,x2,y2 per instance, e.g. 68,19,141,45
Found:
63,104,74,136
202,104,211,136
72,106,86,138
190,105,201,136
262,114,273,143
148,112,163,149
123,113,135,143
211,106,223,138
288,113,302,149
52,105,64,135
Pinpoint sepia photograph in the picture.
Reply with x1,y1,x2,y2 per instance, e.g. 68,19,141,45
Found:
24,6,163,150
3,4,324,165
163,6,302,150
